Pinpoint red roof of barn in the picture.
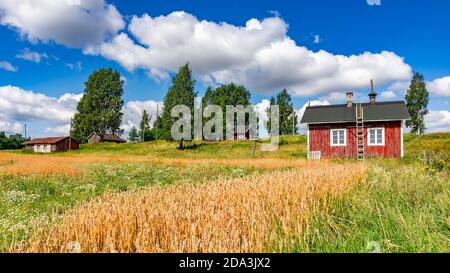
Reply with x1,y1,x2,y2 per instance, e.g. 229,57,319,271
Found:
25,137,79,145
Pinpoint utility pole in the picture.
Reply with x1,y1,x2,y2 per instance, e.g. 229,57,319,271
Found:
69,118,72,151
156,103,159,141
24,123,27,140
292,112,295,136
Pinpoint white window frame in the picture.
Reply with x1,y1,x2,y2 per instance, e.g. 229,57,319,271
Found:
368,127,385,146
330,129,346,146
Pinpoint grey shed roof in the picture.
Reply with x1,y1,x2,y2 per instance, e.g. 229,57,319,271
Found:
301,101,411,124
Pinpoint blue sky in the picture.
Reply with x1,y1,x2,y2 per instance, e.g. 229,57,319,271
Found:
0,0,449,137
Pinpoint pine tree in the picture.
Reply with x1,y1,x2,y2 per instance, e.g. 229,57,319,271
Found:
266,89,298,135
266,97,276,135
72,68,124,143
155,63,197,140
405,72,429,134
128,126,139,142
139,110,151,141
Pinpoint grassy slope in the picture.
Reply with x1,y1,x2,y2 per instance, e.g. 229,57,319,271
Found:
67,135,307,159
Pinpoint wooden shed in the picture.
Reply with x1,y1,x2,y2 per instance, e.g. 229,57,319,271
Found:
25,137,79,153
301,90,410,159
87,132,127,144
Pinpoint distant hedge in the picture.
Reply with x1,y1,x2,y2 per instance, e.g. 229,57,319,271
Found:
0,131,26,150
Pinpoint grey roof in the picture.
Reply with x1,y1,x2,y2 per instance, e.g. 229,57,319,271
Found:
87,132,127,142
301,101,411,124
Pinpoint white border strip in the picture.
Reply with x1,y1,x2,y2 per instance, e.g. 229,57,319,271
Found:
306,124,310,152
401,120,404,157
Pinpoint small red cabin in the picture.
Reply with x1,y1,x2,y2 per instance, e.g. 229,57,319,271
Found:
301,91,410,159
25,136,79,153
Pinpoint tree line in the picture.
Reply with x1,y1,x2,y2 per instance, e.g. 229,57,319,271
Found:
0,132,27,150
71,64,430,143
70,63,299,144
0,66,430,150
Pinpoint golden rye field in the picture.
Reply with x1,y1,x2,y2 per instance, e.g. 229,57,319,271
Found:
1,134,449,253
22,163,365,253
0,153,317,176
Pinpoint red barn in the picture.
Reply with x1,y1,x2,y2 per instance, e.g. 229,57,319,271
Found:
301,91,410,159
25,136,79,153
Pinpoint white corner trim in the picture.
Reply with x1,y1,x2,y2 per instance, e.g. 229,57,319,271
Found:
401,120,404,157
307,124,310,152
367,127,385,146
330,129,346,146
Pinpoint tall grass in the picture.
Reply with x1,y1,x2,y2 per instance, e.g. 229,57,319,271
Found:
290,164,449,253
19,162,365,253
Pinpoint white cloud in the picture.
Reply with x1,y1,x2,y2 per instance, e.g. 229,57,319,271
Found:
44,124,70,135
319,91,367,104
86,11,412,97
254,99,271,123
121,100,162,134
367,0,381,5
380,91,396,100
0,61,17,72
297,100,331,130
0,0,124,48
66,61,82,71
427,76,450,96
386,80,410,96
0,113,22,134
319,92,347,103
313,35,320,44
16,48,48,63
384,76,450,98
0,85,166,137
425,110,450,133
267,10,281,17
253,99,271,138
0,85,82,136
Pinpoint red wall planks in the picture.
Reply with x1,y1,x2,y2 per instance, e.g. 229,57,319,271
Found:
308,121,402,158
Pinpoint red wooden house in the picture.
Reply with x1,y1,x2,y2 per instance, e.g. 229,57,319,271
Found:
301,90,410,159
25,136,79,153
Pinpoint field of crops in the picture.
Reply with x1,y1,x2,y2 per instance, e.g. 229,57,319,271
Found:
0,134,449,253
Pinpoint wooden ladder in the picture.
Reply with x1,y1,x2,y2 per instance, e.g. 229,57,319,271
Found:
356,104,365,160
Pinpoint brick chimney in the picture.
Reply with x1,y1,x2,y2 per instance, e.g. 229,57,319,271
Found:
369,79,377,104
346,92,353,107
